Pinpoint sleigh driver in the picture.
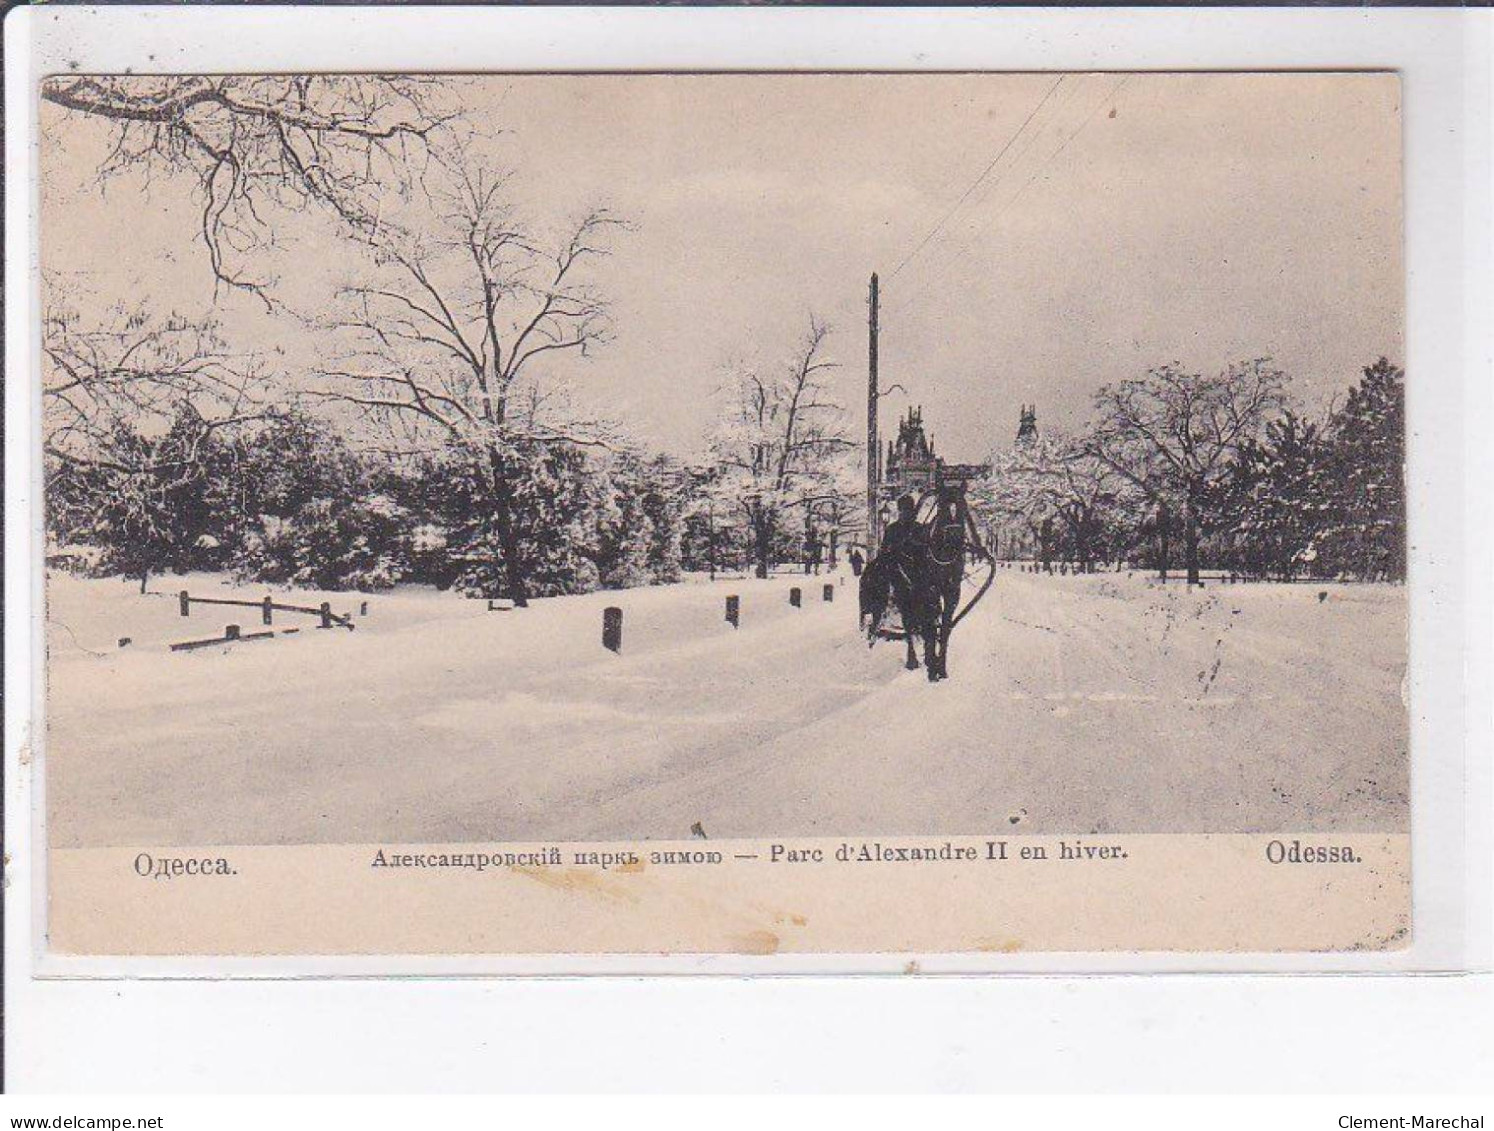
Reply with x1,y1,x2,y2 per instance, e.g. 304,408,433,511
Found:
858,484,992,681
880,494,929,597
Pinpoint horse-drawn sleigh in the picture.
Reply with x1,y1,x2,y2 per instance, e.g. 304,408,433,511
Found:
857,478,995,682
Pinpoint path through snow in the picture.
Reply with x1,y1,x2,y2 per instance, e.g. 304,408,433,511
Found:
45,569,1407,846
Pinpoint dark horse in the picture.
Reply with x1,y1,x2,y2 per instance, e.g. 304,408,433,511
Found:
859,484,984,681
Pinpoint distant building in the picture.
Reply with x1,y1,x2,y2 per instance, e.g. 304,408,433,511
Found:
879,405,990,508
1016,403,1038,445
1001,404,1043,561
882,406,939,496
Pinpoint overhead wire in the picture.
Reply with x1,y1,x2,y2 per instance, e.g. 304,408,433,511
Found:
885,74,1132,319
885,75,1067,285
881,74,1092,319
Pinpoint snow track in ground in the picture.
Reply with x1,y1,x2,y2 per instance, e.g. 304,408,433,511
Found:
44,569,1407,846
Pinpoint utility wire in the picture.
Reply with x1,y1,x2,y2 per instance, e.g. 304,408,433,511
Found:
882,74,1087,315
888,75,1131,316
886,76,1066,284
1005,75,1132,215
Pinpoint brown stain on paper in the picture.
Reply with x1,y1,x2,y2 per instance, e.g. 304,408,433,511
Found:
975,937,1024,953
511,865,639,905
733,929,780,955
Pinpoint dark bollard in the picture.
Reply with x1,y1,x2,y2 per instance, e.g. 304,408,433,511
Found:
262,596,274,626
225,624,240,641
319,602,333,629
603,606,623,653
360,600,369,617
823,583,834,602
789,587,801,608
179,590,190,617
725,595,739,628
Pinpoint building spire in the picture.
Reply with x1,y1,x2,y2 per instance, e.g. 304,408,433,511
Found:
1017,403,1038,444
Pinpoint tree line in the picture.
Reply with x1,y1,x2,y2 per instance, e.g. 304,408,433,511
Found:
975,357,1405,584
42,77,868,599
43,307,863,595
40,76,1403,596
45,393,862,598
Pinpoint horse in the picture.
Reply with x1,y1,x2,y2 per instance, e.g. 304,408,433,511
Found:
859,548,941,675
859,484,980,681
922,488,977,680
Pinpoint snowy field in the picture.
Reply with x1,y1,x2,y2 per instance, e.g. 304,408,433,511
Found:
44,567,1408,847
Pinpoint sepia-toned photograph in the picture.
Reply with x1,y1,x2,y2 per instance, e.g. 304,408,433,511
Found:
36,71,1408,955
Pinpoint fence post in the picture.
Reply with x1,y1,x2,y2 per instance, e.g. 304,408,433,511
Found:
262,596,273,626
822,583,834,602
602,606,623,653
179,590,190,617
225,624,240,641
725,595,739,628
319,602,332,629
789,587,801,608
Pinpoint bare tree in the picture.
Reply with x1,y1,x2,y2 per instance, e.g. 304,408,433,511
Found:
43,291,269,472
709,318,855,579
1087,359,1288,584
43,75,453,303
310,150,626,606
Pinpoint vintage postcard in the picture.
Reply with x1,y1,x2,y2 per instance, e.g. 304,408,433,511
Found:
35,71,1408,960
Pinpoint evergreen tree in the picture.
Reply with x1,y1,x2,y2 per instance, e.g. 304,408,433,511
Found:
1214,412,1328,580
50,403,228,591
1318,358,1406,581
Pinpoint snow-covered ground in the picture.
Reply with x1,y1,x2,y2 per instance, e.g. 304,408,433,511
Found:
44,567,1408,847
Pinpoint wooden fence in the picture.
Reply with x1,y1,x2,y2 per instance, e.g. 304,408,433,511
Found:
178,590,357,630
169,590,362,652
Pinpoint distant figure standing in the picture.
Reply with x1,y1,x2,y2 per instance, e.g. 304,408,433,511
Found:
804,529,823,575
849,548,865,577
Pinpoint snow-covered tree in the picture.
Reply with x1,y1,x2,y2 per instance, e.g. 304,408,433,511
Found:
634,455,688,585
591,453,664,590
43,297,276,590
43,76,452,302
1212,411,1329,580
708,318,855,578
225,410,414,591
976,432,1141,572
312,145,628,605
49,403,234,592
239,494,412,592
1318,357,1405,581
1088,359,1288,584
43,296,270,473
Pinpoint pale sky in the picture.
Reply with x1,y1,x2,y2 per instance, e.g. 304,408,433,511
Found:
42,72,1402,462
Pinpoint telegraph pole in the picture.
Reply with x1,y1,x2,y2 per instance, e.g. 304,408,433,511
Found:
866,272,880,556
